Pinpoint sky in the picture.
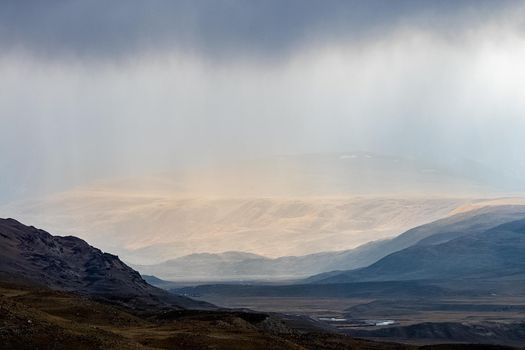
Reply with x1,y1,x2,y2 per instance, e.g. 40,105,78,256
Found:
1,0,525,201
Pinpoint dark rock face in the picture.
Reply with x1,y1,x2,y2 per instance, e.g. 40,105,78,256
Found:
0,218,212,310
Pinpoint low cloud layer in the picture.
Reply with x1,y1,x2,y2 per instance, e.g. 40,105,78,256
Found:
1,1,525,201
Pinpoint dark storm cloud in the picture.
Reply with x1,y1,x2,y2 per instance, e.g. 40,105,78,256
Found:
2,0,525,203
0,0,520,61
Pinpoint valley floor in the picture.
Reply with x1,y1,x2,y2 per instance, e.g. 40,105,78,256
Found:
188,295,525,348
1,280,518,350
0,280,412,350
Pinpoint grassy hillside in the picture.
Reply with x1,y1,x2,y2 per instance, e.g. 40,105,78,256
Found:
0,280,422,350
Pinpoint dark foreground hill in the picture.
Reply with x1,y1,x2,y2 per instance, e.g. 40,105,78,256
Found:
0,279,421,350
2,279,521,350
0,218,211,310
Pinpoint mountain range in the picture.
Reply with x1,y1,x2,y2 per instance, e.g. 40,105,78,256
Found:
174,204,525,298
136,204,525,281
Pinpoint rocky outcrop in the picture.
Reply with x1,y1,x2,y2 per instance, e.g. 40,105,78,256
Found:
0,218,213,311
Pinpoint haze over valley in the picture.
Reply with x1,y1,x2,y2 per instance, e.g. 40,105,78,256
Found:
2,152,491,265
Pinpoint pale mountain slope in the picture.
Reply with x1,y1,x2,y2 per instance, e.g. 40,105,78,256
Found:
2,192,467,265
136,204,525,281
2,152,508,265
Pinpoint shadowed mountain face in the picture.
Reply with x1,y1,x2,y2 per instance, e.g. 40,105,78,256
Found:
304,205,525,283
0,218,211,310
137,205,525,281
310,217,525,284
